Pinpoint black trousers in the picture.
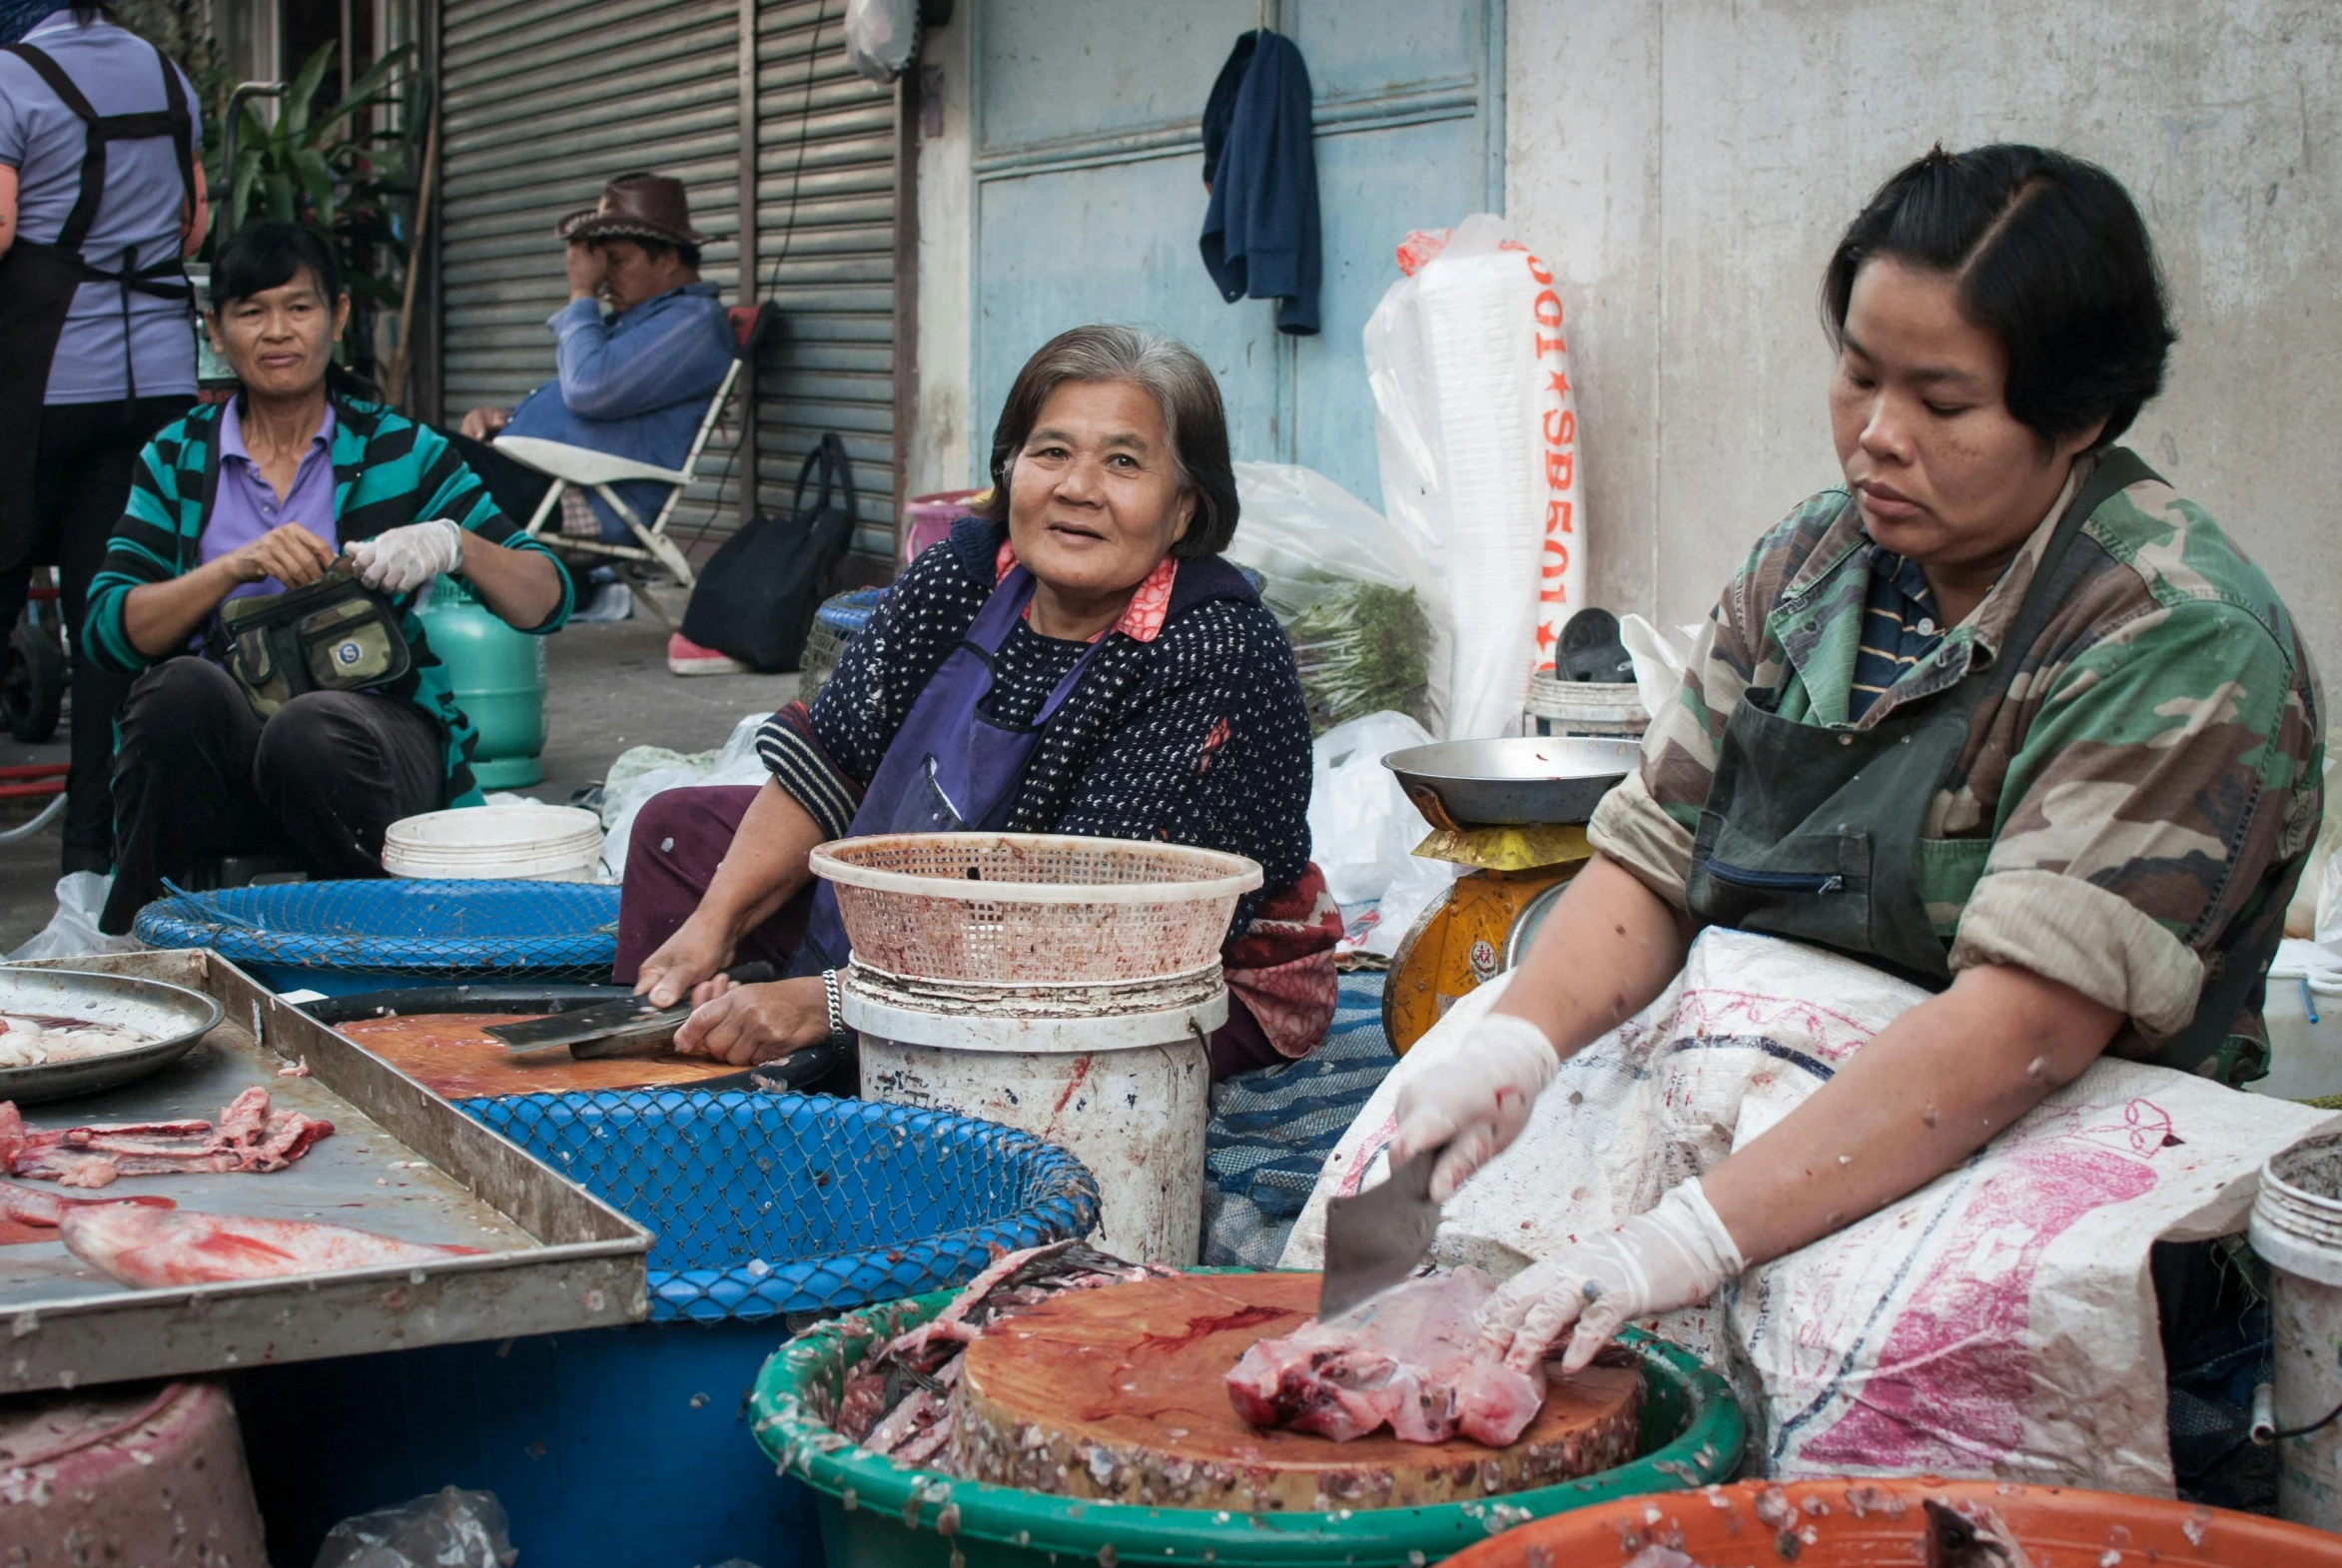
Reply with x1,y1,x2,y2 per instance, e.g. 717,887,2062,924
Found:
438,428,554,531
100,657,448,935
0,394,196,872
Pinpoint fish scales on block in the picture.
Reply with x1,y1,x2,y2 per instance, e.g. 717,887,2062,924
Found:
1225,1267,1547,1447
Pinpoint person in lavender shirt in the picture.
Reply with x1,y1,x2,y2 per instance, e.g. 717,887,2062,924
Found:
82,222,572,930
446,172,734,549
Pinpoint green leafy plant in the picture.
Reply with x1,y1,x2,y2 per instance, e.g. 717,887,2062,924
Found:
209,40,418,307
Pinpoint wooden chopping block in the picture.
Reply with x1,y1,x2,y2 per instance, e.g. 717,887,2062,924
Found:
335,1014,752,1099
953,1271,1642,1512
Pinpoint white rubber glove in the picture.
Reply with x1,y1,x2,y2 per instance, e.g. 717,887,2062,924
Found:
349,518,463,594
1476,1177,1746,1373
1387,1012,1559,1203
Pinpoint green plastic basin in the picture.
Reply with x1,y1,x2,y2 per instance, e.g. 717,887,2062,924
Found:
749,1279,1744,1568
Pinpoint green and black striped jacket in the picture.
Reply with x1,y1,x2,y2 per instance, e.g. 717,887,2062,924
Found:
85,392,574,808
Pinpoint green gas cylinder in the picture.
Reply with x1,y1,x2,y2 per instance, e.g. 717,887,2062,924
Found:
415,573,548,790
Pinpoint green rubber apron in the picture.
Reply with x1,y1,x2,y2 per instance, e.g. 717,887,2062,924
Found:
1684,447,2272,1078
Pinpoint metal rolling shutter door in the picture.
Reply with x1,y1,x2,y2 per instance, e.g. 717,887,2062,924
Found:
437,0,746,545
754,1,899,561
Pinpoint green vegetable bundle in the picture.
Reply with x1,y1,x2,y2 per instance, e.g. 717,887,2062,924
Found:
1284,581,1431,735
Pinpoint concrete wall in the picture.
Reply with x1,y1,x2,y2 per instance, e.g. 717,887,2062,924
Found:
1508,0,2342,681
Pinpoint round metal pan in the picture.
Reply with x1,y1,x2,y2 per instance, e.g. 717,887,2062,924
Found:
1383,737,1643,828
0,966,225,1105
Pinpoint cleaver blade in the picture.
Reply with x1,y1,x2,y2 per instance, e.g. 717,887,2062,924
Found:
1316,1145,1442,1321
484,962,776,1057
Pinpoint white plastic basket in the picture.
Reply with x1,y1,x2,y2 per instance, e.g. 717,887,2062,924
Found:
808,833,1264,985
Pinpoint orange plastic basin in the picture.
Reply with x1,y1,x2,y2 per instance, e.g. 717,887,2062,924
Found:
1446,1476,2342,1568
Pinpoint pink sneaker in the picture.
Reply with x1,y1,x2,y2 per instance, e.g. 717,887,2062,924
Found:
666,631,751,676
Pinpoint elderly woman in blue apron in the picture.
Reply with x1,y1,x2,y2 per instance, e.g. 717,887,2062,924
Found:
1388,145,2322,1373
618,325,1339,1077
0,0,204,873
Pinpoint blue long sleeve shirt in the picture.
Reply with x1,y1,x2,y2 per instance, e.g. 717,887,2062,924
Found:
502,281,734,540
1199,30,1320,337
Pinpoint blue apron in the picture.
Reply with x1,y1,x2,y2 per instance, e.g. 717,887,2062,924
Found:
794,563,1108,973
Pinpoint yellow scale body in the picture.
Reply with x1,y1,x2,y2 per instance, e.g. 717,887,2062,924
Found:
1382,822,1594,1055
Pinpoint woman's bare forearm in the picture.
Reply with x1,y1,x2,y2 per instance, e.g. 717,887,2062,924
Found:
460,533,565,629
692,780,826,940
122,560,239,656
1495,852,1696,1058
1703,961,2123,1266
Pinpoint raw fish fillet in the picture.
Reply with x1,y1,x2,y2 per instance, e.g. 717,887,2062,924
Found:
0,1183,481,1286
1224,1267,1547,1447
0,1088,332,1186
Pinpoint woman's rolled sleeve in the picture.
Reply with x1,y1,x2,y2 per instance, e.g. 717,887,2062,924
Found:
754,703,860,841
1947,599,2320,1039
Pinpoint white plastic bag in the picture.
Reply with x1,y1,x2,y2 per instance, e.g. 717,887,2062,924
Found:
843,0,916,84
1365,214,1587,741
1227,463,1441,729
597,711,776,880
1305,711,1441,906
314,1486,515,1568
5,872,140,962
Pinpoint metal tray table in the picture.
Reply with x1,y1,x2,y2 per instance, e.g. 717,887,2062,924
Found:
2,949,649,1394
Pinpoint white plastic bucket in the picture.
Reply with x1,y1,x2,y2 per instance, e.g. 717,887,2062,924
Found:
2250,1129,2342,1528
1525,674,1647,740
841,964,1223,1266
382,805,604,882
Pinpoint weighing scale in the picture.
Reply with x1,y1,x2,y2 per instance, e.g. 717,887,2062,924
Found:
1379,737,1642,1054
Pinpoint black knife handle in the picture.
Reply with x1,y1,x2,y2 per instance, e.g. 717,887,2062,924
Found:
725,961,778,986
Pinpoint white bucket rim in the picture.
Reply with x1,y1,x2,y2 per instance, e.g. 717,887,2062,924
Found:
386,804,604,852
2261,1131,2342,1218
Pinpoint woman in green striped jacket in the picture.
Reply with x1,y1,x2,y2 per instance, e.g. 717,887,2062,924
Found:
82,221,572,934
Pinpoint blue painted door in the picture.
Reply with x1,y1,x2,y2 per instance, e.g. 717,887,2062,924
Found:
971,0,1504,508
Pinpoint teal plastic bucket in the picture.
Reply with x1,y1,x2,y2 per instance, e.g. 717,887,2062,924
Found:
416,572,547,789
750,1280,1744,1568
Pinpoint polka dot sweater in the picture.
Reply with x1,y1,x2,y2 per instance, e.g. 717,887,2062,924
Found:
757,517,1314,934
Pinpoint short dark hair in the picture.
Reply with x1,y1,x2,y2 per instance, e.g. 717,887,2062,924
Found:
212,219,344,313
977,325,1239,559
1822,144,2175,448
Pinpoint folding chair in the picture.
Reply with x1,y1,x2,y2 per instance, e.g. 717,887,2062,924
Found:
492,301,779,588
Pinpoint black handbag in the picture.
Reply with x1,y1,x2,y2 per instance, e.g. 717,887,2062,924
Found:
681,432,859,672
212,565,413,718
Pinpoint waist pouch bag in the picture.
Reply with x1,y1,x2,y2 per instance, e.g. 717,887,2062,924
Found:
213,565,412,718
681,432,858,672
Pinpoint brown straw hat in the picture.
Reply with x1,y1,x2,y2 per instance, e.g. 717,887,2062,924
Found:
554,172,707,249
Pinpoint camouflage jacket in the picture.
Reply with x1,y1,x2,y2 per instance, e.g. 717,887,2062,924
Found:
1588,458,2325,1078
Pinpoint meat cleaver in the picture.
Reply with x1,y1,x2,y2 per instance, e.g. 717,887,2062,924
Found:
485,962,777,1060
1317,1145,1442,1320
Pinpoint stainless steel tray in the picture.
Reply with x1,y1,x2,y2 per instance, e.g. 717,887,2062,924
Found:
2,949,650,1395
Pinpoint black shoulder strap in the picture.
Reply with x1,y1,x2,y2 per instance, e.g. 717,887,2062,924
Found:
1,38,196,254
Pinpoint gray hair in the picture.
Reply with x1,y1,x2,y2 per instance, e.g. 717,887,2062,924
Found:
977,325,1240,558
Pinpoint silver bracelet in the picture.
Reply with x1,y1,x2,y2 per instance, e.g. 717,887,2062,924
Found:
821,968,849,1043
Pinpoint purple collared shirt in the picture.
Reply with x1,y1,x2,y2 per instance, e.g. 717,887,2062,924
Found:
202,398,339,600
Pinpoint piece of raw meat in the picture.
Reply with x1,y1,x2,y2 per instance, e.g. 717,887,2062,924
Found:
0,1185,481,1286
1224,1267,1547,1447
0,1089,333,1185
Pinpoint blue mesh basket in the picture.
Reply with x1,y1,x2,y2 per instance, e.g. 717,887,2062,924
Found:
133,879,619,993
466,1090,1100,1323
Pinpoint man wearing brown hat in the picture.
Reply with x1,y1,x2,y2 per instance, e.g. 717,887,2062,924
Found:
448,173,733,545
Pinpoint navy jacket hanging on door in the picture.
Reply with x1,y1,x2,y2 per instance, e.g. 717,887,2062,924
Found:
1199,29,1321,337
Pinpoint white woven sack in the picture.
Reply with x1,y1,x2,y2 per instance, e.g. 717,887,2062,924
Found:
1284,929,2338,1493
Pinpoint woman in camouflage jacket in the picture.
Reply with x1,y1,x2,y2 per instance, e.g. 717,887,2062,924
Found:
1391,144,2322,1370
